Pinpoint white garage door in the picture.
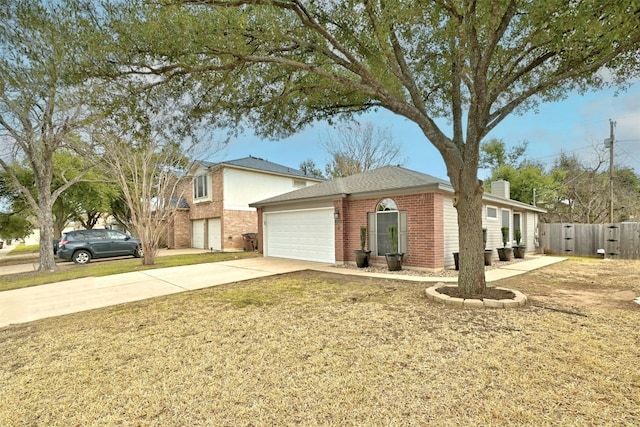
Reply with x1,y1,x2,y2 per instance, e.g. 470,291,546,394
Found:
264,208,335,263
208,218,221,251
192,219,205,249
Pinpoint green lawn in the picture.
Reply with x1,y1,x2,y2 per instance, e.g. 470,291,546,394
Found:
0,250,260,292
1,259,638,426
3,243,39,255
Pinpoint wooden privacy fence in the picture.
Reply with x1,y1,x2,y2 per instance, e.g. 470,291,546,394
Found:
540,222,640,259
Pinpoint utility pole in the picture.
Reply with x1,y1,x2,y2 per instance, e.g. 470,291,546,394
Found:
606,119,616,223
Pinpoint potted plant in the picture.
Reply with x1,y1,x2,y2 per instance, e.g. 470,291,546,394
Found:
483,228,493,266
354,226,371,268
513,229,526,259
384,224,404,271
497,226,512,261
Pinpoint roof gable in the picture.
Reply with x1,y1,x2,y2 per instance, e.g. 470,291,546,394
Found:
251,166,451,205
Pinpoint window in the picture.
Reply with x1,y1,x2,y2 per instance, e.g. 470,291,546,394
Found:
501,209,510,228
293,179,307,188
486,206,498,220
107,230,127,240
193,174,209,200
513,213,521,234
368,198,408,256
376,210,398,254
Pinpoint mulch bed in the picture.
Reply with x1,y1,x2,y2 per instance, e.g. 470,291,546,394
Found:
335,256,527,278
436,285,515,300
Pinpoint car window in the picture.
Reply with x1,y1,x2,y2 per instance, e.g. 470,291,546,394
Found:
88,230,107,240
107,230,127,240
73,232,91,241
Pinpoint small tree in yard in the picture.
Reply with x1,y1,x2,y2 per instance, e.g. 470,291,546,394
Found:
102,1,640,295
92,69,219,265
98,132,189,265
96,109,195,266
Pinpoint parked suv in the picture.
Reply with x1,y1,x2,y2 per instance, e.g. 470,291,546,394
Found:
57,229,143,264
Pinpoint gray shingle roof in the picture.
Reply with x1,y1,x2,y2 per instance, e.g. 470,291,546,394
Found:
196,156,323,180
250,166,452,206
170,196,190,209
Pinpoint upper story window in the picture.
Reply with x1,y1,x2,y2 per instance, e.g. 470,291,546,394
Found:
193,174,210,201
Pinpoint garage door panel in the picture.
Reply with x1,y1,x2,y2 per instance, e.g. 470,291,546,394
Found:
192,220,205,249
208,218,221,251
265,209,335,263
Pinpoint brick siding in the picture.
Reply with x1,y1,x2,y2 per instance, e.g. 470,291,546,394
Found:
338,193,445,269
167,167,260,251
167,210,191,248
222,209,258,251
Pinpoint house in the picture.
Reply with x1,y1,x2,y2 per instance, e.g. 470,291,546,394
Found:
166,156,324,251
249,166,545,269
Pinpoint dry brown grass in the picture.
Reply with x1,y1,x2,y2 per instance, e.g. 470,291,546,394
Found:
1,258,639,426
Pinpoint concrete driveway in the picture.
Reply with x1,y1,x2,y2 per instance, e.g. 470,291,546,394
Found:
0,257,325,328
0,253,567,328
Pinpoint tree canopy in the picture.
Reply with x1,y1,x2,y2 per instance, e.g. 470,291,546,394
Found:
96,0,640,293
547,153,640,223
322,121,405,178
480,138,556,205
480,139,640,223
0,0,103,270
300,121,405,178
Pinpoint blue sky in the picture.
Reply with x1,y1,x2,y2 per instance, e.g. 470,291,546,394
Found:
213,83,640,181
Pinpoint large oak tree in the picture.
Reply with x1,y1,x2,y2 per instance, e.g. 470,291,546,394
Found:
107,0,640,293
0,0,103,271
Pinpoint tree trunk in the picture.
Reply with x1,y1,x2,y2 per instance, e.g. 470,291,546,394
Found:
141,239,156,266
454,178,486,295
38,208,57,272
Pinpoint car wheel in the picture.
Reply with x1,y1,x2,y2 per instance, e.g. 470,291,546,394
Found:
73,250,91,264
134,245,144,258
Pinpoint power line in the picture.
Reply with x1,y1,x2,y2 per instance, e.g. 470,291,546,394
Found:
526,144,598,161
617,146,640,170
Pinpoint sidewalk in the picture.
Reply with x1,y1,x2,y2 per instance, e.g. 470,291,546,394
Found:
0,253,566,328
0,240,21,260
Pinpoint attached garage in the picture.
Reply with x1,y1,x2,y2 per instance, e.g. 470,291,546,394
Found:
207,218,221,251
192,218,221,250
263,208,335,263
191,219,205,249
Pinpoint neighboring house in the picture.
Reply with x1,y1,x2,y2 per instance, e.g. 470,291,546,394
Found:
250,166,546,269
167,156,324,251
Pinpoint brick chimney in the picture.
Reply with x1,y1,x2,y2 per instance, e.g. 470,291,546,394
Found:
491,178,510,199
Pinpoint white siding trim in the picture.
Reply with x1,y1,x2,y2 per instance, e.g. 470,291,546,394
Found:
443,196,459,267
